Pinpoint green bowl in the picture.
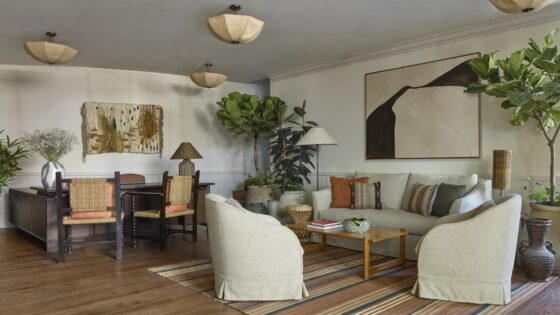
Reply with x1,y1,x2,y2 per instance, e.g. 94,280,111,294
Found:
343,218,370,233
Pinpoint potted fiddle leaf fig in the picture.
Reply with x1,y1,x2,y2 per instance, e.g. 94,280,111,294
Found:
216,92,287,212
466,29,560,210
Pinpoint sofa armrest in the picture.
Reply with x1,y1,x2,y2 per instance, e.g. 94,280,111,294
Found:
312,188,332,220
449,180,491,215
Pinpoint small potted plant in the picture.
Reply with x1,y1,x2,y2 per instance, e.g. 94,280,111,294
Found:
244,174,271,213
21,128,78,188
342,218,370,233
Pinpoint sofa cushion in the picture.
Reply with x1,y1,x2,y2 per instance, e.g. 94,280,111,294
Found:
401,173,477,210
431,183,466,217
319,207,437,236
355,172,410,209
330,176,369,208
408,183,439,216
353,181,382,209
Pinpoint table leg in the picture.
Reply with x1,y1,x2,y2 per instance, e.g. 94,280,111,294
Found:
400,229,406,267
363,237,370,279
321,234,327,252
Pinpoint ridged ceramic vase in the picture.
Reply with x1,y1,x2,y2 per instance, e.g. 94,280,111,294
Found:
519,218,556,281
41,161,65,188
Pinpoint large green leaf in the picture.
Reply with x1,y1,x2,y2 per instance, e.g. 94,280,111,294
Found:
544,28,559,47
507,90,531,106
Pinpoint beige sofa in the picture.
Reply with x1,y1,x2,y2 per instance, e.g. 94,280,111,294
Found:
312,173,492,260
412,195,522,305
205,193,309,301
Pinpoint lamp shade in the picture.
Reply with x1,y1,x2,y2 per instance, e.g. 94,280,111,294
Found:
24,32,78,64
207,5,264,44
171,142,203,160
189,71,227,88
489,0,553,13
295,128,338,146
492,150,512,190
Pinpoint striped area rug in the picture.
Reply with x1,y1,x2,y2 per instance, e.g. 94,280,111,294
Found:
149,247,557,314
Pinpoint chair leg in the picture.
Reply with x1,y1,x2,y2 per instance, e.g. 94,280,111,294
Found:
116,219,123,261
64,225,73,255
160,219,166,251
57,222,65,263
193,219,197,242
132,214,137,248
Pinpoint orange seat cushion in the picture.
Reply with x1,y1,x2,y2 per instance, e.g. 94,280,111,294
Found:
330,176,369,208
166,203,189,213
71,211,114,219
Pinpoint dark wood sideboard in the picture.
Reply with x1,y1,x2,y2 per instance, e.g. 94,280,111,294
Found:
9,182,214,253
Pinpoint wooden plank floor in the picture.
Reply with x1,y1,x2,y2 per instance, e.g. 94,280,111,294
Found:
0,228,239,315
0,228,558,315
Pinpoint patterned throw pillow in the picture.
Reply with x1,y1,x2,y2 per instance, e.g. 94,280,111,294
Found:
330,176,369,208
353,181,382,209
408,183,439,216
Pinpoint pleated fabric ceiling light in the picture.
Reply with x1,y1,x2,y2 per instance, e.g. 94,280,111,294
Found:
189,63,227,88
489,0,554,13
24,32,78,64
208,4,264,44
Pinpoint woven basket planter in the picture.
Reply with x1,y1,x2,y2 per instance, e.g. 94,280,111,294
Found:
287,205,312,241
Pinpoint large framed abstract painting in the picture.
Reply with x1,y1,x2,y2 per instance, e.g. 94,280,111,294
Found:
81,102,163,160
365,53,481,159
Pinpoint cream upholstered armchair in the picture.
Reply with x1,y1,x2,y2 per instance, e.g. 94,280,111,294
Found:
205,193,309,301
412,195,522,305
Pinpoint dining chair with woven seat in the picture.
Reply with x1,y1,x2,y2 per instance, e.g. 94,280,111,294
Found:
125,170,200,250
55,171,123,263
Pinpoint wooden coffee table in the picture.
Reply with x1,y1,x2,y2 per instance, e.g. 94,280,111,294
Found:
286,223,407,279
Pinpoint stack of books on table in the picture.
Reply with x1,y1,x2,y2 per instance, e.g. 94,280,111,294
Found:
307,219,343,230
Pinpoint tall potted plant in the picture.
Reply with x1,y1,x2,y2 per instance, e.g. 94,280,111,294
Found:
216,92,286,210
466,29,560,273
271,100,317,221
21,128,78,188
466,29,560,208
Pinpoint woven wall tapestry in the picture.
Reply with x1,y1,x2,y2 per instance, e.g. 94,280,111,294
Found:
81,102,163,160
365,53,481,159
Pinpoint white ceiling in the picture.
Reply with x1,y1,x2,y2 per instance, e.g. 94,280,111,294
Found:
0,0,558,82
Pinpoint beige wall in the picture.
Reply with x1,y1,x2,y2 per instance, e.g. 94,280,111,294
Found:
0,65,266,227
270,20,560,195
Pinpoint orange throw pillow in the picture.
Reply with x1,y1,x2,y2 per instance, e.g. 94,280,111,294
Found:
330,176,369,208
166,203,189,213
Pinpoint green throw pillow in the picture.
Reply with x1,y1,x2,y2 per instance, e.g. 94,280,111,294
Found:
431,183,466,217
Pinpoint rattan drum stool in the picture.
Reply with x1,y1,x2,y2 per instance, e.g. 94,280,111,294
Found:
287,205,313,241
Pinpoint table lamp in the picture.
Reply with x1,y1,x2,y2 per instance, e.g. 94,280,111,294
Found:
171,142,203,176
295,127,338,191
492,149,512,196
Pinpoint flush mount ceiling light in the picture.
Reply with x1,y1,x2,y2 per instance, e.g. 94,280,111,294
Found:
207,4,264,44
189,63,227,88
24,32,78,65
489,0,554,13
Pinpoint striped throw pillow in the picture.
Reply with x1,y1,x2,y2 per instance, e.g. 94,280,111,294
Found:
408,183,439,216
353,181,382,209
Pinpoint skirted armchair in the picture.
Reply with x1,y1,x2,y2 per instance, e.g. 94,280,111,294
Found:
205,193,309,301
412,195,522,305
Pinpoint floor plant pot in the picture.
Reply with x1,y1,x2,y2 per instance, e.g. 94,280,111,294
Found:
246,185,271,213
529,202,560,268
519,217,556,281
278,191,305,224
41,161,65,188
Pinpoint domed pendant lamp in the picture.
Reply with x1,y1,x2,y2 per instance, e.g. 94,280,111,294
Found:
24,32,78,64
189,63,227,88
489,0,554,13
208,4,264,44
